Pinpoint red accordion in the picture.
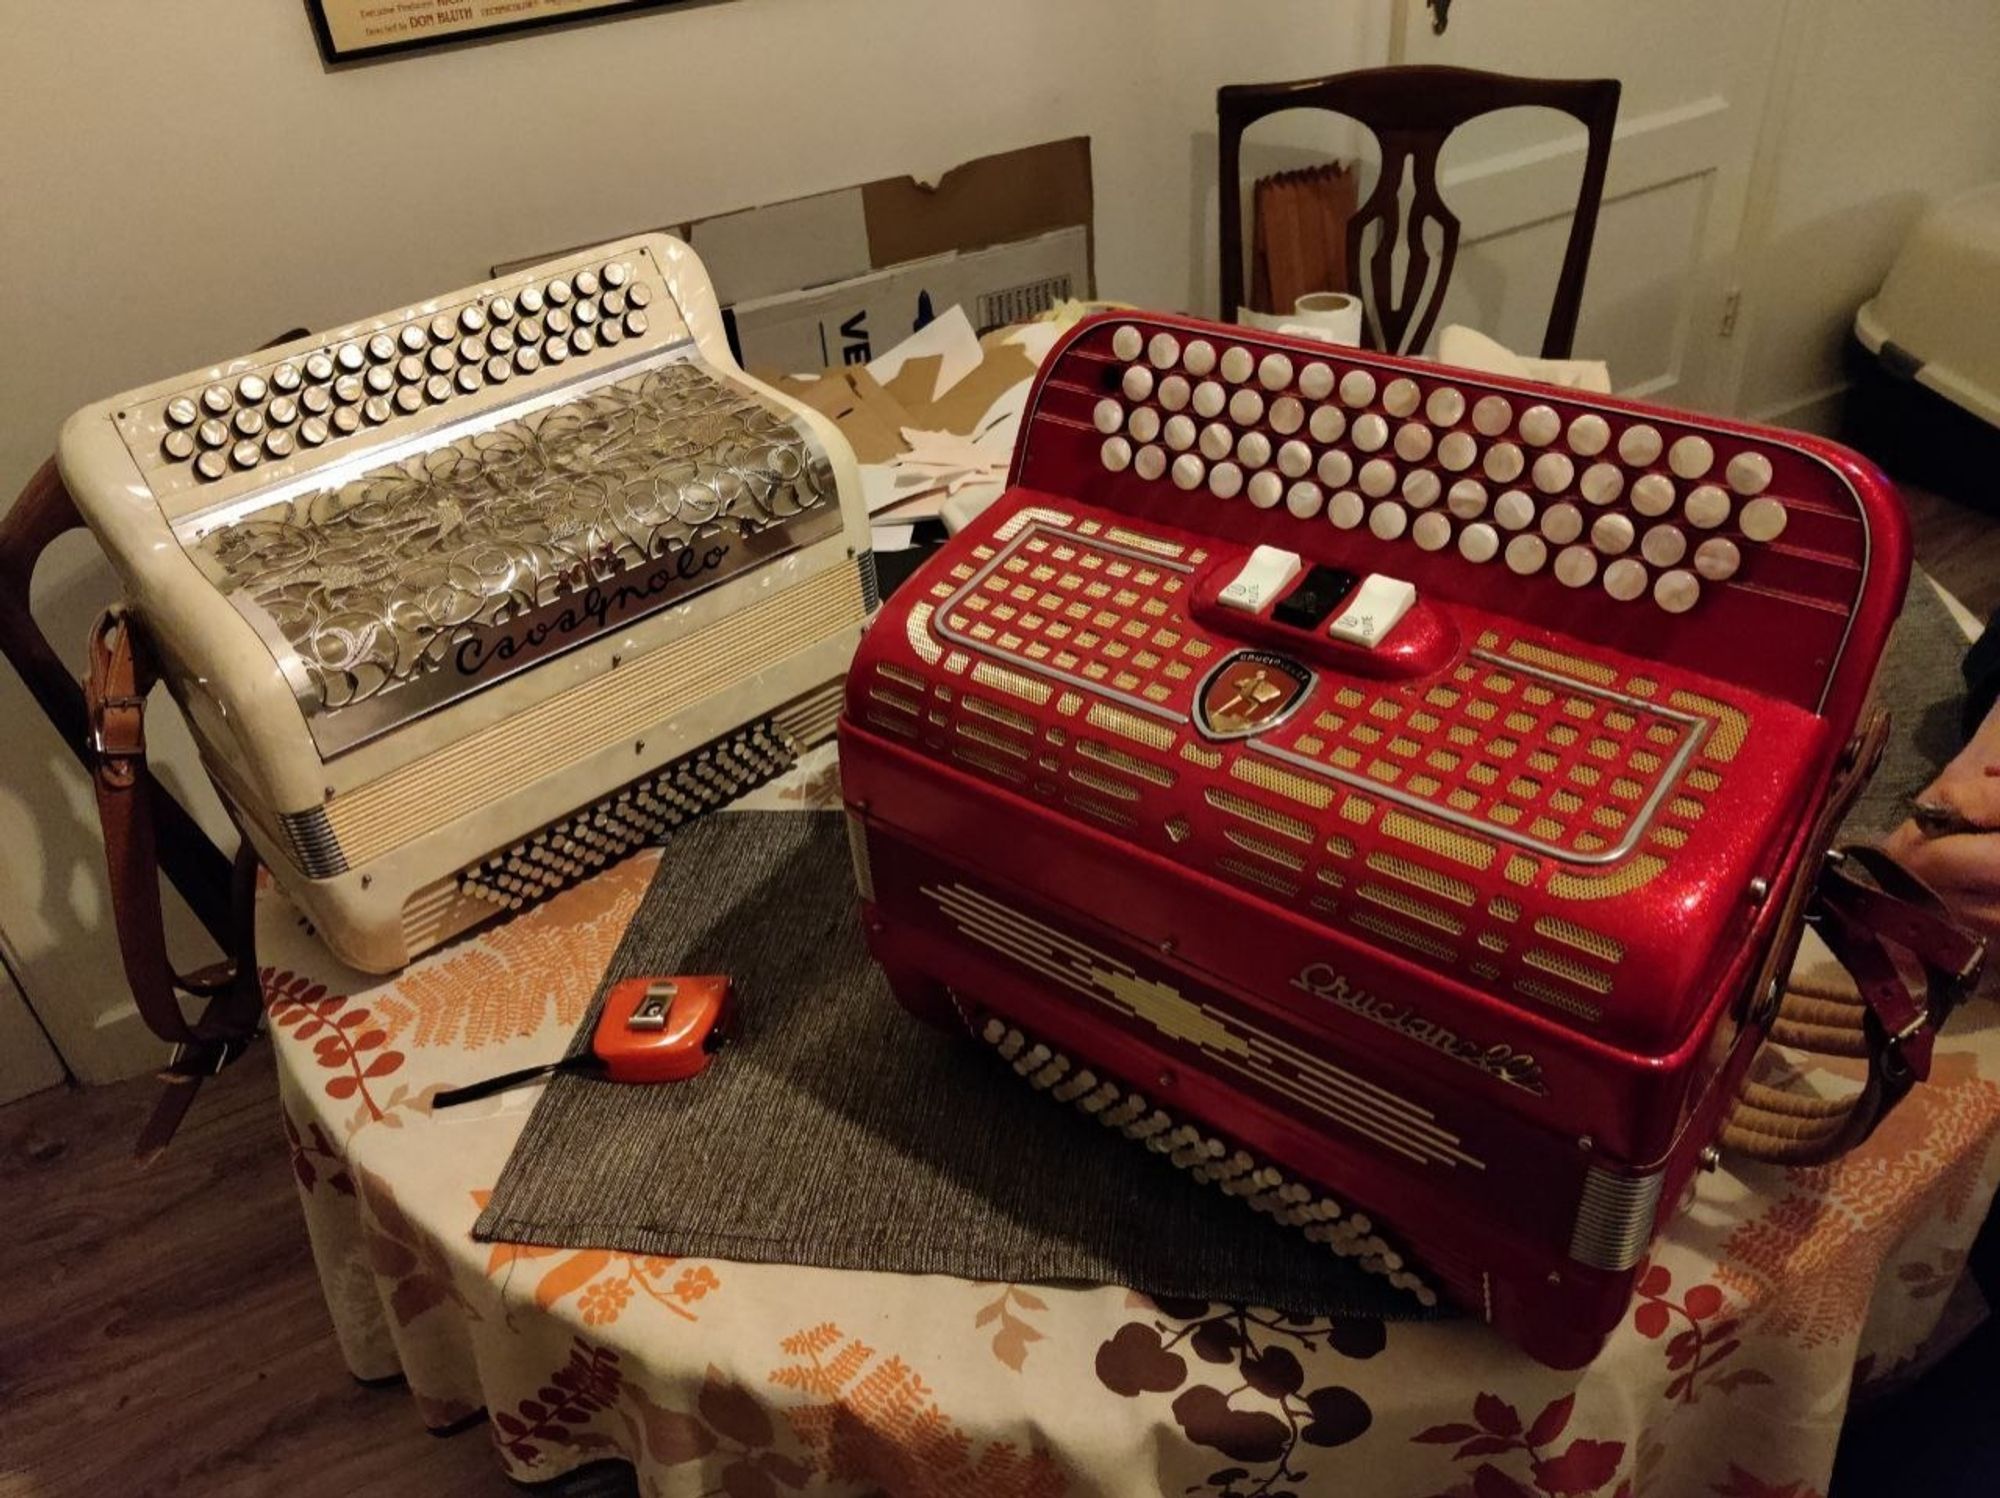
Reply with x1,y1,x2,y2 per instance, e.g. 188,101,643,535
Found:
838,312,1912,1366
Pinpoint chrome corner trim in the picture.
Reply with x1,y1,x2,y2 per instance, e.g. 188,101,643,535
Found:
278,806,349,879
1567,1164,1664,1271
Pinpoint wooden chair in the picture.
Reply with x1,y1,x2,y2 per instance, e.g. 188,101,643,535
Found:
1218,65,1620,359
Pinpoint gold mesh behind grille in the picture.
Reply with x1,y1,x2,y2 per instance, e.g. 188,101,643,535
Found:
1533,916,1626,963
1357,884,1467,936
1206,788,1314,842
1365,852,1476,906
1523,948,1615,994
1232,756,1334,809
1075,738,1176,786
1668,690,1746,761
1547,854,1667,900
1224,829,1307,871
1381,810,1496,871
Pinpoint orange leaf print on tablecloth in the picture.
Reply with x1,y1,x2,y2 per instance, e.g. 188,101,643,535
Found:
267,970,405,1120
472,1188,720,1329
974,1285,1048,1371
372,855,657,1051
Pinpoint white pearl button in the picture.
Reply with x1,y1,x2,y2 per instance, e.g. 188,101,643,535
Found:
1369,501,1409,540
1413,510,1453,551
1494,489,1536,530
1685,484,1731,529
1127,407,1161,443
1567,413,1611,456
1183,339,1217,376
1394,422,1434,463
1353,413,1389,452
1171,454,1204,490
1286,481,1324,519
1518,404,1561,446
1092,398,1122,434
1209,461,1244,499
1111,325,1143,361
1192,381,1226,418
1328,490,1365,529
1277,440,1313,479
1134,444,1166,481
1101,436,1131,472
1580,462,1625,506
1694,537,1741,580
1592,513,1635,554
1506,534,1549,575
1618,424,1663,467
1740,496,1788,542
1157,375,1191,412
1220,347,1255,384
1641,525,1687,567
1603,558,1648,602
1121,365,1154,401
1247,470,1283,508
1200,422,1234,460
1631,473,1675,517
1426,386,1466,427
1384,378,1421,417
1437,431,1478,472
1229,388,1264,426
1532,452,1575,494
1458,522,1500,563
1299,362,1335,400
1669,435,1714,480
1484,442,1525,483
1540,502,1583,544
1317,449,1354,487
1269,396,1305,435
1259,352,1294,391
1654,569,1700,614
1163,414,1196,451
1237,431,1272,468
1727,451,1774,496
1448,479,1489,519
1339,369,1377,407
1359,457,1398,497
1148,332,1181,369
1472,395,1513,436
1555,546,1598,588
1402,469,1442,508
1309,405,1346,444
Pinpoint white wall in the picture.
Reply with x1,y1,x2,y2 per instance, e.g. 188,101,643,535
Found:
0,0,1373,1081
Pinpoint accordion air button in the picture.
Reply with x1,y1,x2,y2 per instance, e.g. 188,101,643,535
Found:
1669,434,1715,479
160,430,195,461
330,406,361,435
1740,496,1788,542
1352,413,1389,452
1183,338,1217,376
335,342,365,374
1411,509,1451,550
1494,489,1535,530
1339,369,1377,407
1394,421,1433,462
574,269,601,299
1483,441,1524,483
1555,544,1597,587
1369,500,1409,540
1685,484,1731,529
1654,568,1700,613
1358,457,1397,498
624,311,649,339
1200,422,1234,461
1506,533,1548,574
1518,403,1560,446
1425,385,1466,426
1208,460,1244,499
1248,470,1283,509
398,323,428,354
1447,478,1488,518
1277,439,1312,478
1402,469,1442,508
1171,454,1205,491
1111,324,1143,361
1120,365,1154,402
1472,394,1512,436
1458,520,1498,562
164,396,198,427
1317,448,1354,487
1694,536,1741,580
425,373,452,402
1540,501,1583,544
1532,451,1574,494
1258,351,1294,391
229,439,260,469
1192,380,1226,419
298,416,329,446
1126,406,1161,443
1631,473,1676,517
1567,412,1611,455
1228,387,1264,426
1437,429,1477,471
1157,374,1192,413
459,302,488,333
1727,451,1774,496
232,407,264,437
1092,398,1123,434
1299,360,1334,400
1269,394,1305,434
1618,422,1663,467
1134,444,1167,481
1308,403,1345,443
393,386,422,415
1286,480,1324,519
1591,512,1635,553
196,417,227,448
193,449,227,481
1220,345,1255,384
263,428,294,459
1580,461,1624,506
1641,524,1688,567
200,384,231,416
1603,557,1648,601
1148,331,1181,370
1237,430,1272,468
1328,489,1365,529
1164,414,1197,451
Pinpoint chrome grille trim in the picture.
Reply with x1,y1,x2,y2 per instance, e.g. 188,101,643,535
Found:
1567,1164,1664,1270
278,807,348,879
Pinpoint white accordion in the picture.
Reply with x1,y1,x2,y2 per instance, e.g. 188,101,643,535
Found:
60,234,873,971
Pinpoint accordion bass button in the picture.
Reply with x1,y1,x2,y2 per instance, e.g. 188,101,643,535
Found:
1669,434,1715,479
1642,524,1688,567
399,323,428,354
1299,360,1334,400
1580,461,1624,506
1618,423,1663,466
193,449,227,481
1532,451,1574,494
1426,385,1466,426
1483,441,1524,483
1369,500,1408,540
1394,421,1433,462
1412,510,1452,551
1164,414,1197,451
1695,537,1741,580
1447,478,1488,519
1653,569,1700,614
1540,501,1583,544
1269,395,1305,434
1518,403,1560,446
1207,460,1244,499
1437,429,1477,472
200,384,231,416
1171,454,1205,491
1554,544,1597,588
164,396,198,428
1728,451,1774,496
1286,481,1324,519
1134,444,1168,482
1383,377,1421,417
196,418,227,449
1121,365,1154,402
1158,375,1192,412
1402,469,1442,508
1092,398,1123,434
1339,368,1376,407
1740,496,1789,542
1567,412,1611,455
1237,430,1272,468
1150,332,1183,370
1111,324,1144,361
1472,394,1512,436
1458,520,1498,562
1200,423,1234,461
1277,439,1313,478
1192,380,1227,419
1685,484,1732,529
1128,407,1162,444
1493,489,1535,530
160,430,195,461
1352,412,1389,452
1100,436,1132,473
298,416,329,446
1327,489,1366,529
1358,458,1397,498
1228,387,1264,426
1591,513,1635,554
1309,403,1346,443
623,310,649,339
1221,345,1256,384
1603,557,1648,601
1247,470,1283,509
1259,351,1294,390
1183,338,1217,376
1317,449,1354,487
1631,473,1676,517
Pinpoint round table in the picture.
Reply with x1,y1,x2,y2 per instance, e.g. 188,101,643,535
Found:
265,742,2000,1498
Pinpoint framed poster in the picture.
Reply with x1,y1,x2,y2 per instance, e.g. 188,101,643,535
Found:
307,0,687,63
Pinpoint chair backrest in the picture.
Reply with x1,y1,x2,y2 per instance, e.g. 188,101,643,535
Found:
1218,65,1620,359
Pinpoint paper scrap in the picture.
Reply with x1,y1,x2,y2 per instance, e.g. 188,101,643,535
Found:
870,523,917,552
865,305,983,405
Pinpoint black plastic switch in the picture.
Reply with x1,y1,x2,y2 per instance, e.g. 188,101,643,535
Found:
1273,565,1360,630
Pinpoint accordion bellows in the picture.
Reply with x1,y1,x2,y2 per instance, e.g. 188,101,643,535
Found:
838,312,1909,1366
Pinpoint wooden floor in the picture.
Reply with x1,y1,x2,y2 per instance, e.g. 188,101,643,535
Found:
1,458,1995,1498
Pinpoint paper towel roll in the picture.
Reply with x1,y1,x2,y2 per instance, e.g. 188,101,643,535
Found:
1289,291,1363,346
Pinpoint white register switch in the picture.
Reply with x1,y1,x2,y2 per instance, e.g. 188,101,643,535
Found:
1217,545,1303,614
1327,573,1418,648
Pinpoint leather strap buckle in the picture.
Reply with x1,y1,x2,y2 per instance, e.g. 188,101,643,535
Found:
89,693,147,759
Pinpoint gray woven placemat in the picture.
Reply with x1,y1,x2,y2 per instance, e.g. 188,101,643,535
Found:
474,574,1965,1315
